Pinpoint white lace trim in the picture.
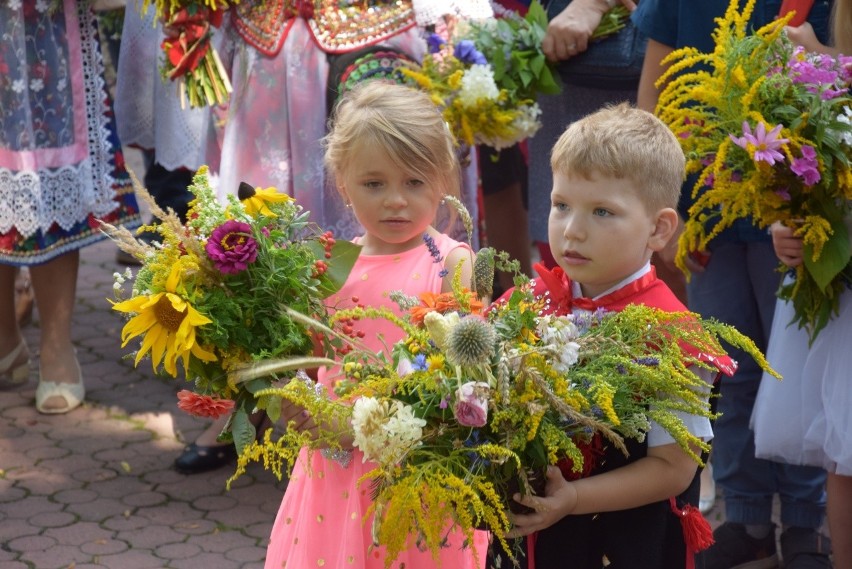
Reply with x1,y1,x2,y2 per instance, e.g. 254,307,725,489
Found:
0,3,118,237
412,0,493,27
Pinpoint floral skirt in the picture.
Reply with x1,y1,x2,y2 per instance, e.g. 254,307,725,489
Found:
0,0,140,266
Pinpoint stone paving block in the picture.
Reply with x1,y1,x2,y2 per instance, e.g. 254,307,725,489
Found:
89,549,169,569
186,529,259,554
190,494,238,513
224,544,267,564
102,512,150,532
135,502,206,527
154,542,203,561
44,520,114,547
204,501,273,530
53,488,99,505
0,494,61,519
116,524,183,549
121,490,168,508
0,519,39,543
29,510,78,529
20,544,94,569
170,552,242,569
66,497,131,523
6,533,58,553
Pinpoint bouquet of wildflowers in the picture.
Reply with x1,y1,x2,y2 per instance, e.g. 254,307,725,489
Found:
104,167,359,453
656,0,852,341
235,252,775,565
400,1,561,149
139,0,234,108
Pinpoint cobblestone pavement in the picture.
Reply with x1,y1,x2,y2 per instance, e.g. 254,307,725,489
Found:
1,237,287,569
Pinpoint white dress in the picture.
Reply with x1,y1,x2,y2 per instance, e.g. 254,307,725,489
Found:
752,212,852,476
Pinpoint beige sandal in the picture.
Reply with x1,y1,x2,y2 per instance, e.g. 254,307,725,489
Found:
36,360,85,414
0,340,30,387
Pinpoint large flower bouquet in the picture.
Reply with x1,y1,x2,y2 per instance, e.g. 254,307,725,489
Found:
656,0,852,341
400,1,561,149
235,255,775,564
104,168,359,452
139,0,235,108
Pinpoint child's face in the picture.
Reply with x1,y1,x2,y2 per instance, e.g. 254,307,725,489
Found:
548,171,664,298
338,143,441,255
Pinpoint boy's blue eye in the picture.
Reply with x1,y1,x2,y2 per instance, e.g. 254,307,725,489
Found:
593,207,611,217
553,202,568,212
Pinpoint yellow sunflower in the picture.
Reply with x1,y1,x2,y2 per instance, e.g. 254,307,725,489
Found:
242,187,293,217
113,265,216,376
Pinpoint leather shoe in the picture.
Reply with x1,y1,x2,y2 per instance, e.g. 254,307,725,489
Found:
174,442,238,474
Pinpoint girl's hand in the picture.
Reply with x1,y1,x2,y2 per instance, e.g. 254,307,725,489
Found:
784,23,830,54
771,221,804,267
280,399,320,437
505,466,577,537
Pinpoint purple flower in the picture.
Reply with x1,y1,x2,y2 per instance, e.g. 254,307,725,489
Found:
729,121,788,165
791,145,821,185
426,33,446,54
775,187,792,201
206,220,258,274
413,354,428,371
454,40,487,66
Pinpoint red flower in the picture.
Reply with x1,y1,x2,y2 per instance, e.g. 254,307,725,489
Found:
176,390,235,418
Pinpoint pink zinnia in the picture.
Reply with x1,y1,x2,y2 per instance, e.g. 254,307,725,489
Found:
206,220,258,274
729,122,788,165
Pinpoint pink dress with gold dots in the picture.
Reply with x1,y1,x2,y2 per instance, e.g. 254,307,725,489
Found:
264,233,487,569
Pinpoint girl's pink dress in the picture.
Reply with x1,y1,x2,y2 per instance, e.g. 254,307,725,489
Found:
265,233,487,569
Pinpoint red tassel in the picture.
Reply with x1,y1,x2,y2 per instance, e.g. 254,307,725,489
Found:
670,497,714,569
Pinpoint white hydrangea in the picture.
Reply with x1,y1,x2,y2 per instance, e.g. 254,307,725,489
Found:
458,65,500,108
351,397,425,465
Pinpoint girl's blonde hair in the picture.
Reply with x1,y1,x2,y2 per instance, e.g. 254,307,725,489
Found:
550,103,685,213
324,81,461,204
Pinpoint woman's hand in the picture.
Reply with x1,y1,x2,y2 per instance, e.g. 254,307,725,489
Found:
784,23,833,54
543,0,637,61
505,466,577,537
771,221,805,267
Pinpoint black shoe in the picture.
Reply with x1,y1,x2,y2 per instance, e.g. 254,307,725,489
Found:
174,442,237,474
700,522,779,569
780,527,832,569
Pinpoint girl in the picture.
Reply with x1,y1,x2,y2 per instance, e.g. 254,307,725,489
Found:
752,4,851,566
263,81,488,569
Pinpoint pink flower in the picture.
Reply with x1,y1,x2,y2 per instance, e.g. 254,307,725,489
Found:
790,145,821,185
454,381,490,427
729,121,788,165
176,390,235,418
206,220,258,274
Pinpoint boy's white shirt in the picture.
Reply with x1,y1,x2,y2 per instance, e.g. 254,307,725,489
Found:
570,261,714,447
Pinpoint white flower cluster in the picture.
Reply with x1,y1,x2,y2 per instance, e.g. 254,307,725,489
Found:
536,314,582,374
112,267,134,293
834,106,852,145
458,64,500,108
351,397,426,466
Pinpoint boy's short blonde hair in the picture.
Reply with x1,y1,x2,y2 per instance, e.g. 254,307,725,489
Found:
550,103,685,212
324,81,461,201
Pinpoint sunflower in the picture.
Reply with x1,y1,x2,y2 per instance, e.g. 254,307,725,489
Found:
112,265,216,376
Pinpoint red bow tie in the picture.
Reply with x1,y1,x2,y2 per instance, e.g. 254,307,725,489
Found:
533,263,658,314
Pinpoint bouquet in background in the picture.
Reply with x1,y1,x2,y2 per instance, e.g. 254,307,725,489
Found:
656,0,852,341
400,1,561,149
104,168,359,453
140,0,235,108
236,253,775,564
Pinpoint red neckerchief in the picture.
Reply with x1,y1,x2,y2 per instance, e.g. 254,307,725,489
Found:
533,262,660,314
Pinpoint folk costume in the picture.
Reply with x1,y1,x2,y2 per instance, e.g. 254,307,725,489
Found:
491,262,731,569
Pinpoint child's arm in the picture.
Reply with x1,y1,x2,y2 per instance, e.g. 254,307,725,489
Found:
505,442,699,537
441,245,474,293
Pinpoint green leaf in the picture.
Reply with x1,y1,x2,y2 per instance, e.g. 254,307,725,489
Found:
308,239,361,298
232,408,255,456
803,213,850,292
525,0,548,29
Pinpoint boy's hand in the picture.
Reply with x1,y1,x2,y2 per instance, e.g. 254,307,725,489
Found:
771,221,804,267
505,466,577,537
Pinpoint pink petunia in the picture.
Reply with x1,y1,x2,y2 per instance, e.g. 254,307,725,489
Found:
729,121,788,165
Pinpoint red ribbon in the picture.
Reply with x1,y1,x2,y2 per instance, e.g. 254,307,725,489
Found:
160,7,224,80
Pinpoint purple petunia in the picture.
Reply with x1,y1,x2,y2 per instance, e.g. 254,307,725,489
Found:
206,220,258,274
454,40,487,66
729,121,788,165
426,33,446,54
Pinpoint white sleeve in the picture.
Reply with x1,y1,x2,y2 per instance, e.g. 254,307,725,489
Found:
411,0,494,27
648,366,716,447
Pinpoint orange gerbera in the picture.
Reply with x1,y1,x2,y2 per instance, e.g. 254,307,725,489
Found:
409,290,484,326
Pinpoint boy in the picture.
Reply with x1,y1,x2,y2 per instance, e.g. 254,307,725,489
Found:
495,104,730,568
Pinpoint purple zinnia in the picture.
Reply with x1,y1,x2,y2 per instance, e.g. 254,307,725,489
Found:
206,220,258,274
453,40,487,66
729,121,788,165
